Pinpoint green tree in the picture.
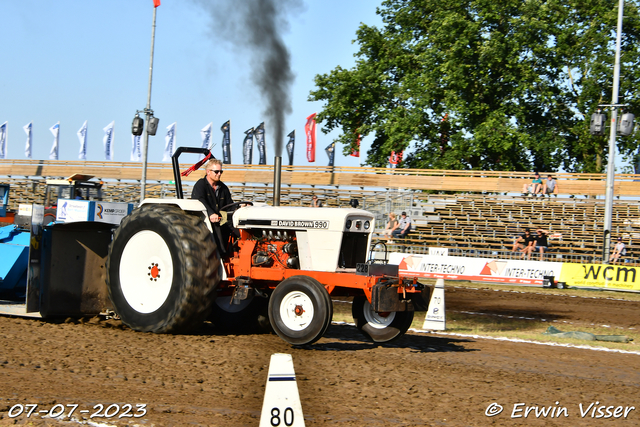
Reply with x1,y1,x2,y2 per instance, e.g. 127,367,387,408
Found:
309,0,640,172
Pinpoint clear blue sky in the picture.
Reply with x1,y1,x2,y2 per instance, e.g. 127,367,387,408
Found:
0,0,382,167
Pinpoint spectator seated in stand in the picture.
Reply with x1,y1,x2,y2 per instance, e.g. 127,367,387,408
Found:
609,237,626,264
530,228,550,261
511,228,536,259
391,211,412,241
522,172,543,196
543,175,559,196
382,212,399,242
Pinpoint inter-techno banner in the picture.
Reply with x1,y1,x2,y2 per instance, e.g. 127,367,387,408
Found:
389,252,563,285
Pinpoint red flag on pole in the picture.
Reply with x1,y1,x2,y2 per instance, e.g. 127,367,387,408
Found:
305,113,317,162
389,150,403,167
153,0,161,7
389,151,398,165
350,133,360,157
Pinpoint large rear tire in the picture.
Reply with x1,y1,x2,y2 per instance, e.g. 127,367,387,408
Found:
268,276,332,346
106,204,220,333
352,296,414,343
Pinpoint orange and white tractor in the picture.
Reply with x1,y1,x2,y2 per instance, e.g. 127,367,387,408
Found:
106,147,431,345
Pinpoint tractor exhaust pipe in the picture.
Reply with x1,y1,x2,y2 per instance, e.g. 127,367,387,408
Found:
273,156,282,206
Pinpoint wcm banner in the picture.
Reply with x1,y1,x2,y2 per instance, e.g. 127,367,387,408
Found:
558,263,640,291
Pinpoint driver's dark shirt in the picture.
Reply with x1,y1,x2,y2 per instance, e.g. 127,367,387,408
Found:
191,177,234,254
191,178,234,219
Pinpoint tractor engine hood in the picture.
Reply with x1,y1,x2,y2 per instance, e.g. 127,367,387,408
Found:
233,205,375,272
233,205,374,233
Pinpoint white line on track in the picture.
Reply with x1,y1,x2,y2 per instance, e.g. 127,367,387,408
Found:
409,328,640,356
330,321,640,355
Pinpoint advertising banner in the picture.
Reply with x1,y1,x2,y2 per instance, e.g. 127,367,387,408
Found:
286,130,295,166
255,122,266,165
56,200,91,223
77,120,88,160
558,263,640,291
243,127,254,165
163,122,176,162
49,122,60,160
56,200,133,225
103,121,115,161
24,122,32,159
220,121,231,164
305,113,316,162
93,202,133,225
389,253,563,285
386,252,640,292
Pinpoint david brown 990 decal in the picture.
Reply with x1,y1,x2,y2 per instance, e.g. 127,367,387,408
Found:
269,220,329,229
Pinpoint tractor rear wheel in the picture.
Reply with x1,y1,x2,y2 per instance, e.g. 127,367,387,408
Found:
268,276,332,346
352,296,414,343
106,204,220,333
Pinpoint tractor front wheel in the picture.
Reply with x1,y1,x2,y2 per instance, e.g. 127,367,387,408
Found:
106,204,220,333
268,276,332,346
352,296,414,343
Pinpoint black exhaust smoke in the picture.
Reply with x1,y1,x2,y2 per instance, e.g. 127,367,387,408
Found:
194,0,301,158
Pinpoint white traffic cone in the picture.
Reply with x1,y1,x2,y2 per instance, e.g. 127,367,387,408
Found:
422,278,446,330
259,353,306,427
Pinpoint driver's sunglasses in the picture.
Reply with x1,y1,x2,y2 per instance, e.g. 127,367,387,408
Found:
208,170,223,174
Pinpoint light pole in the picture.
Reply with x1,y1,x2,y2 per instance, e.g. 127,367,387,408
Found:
602,0,625,263
139,3,159,203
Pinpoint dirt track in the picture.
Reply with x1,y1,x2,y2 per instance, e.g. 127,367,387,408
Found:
1,287,640,426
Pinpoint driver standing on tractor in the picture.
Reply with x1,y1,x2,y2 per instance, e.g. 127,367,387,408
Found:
191,159,234,254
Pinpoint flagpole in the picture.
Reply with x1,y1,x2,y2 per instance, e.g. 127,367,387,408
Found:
140,5,157,203
603,0,624,263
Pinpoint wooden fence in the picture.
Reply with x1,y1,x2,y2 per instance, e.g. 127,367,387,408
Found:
0,159,639,197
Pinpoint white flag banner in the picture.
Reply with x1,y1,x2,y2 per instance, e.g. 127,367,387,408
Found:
49,122,60,160
201,122,212,149
199,122,212,161
77,120,88,160
103,121,115,161
23,122,32,159
0,122,7,159
163,122,176,162
131,134,141,162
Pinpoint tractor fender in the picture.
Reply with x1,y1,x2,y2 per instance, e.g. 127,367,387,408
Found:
140,198,211,232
